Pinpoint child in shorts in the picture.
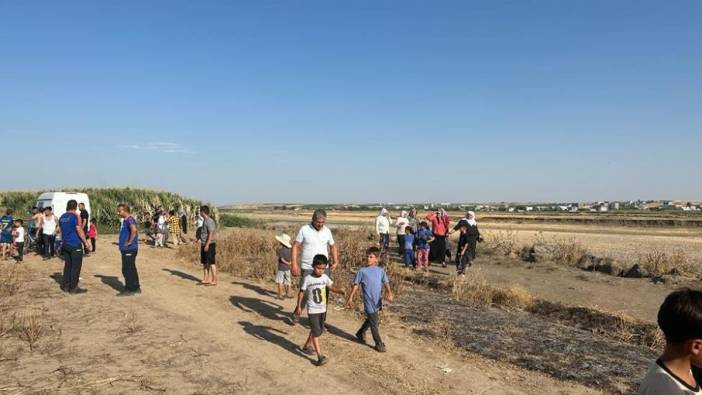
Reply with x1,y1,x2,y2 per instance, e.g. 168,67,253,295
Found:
274,234,293,300
456,222,471,276
346,246,394,352
639,288,702,394
294,254,344,366
12,219,25,262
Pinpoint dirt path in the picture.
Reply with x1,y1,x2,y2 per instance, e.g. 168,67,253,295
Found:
0,235,598,394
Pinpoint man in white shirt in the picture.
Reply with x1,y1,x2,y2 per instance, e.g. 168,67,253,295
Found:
291,209,339,323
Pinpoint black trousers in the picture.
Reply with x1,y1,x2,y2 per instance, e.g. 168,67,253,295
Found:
90,238,96,252
42,234,56,257
16,242,24,261
121,249,140,291
62,245,83,290
357,312,383,346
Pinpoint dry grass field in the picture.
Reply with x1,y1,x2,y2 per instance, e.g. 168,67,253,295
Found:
2,209,700,394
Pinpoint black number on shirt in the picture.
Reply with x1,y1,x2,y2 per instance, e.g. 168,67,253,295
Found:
312,288,323,304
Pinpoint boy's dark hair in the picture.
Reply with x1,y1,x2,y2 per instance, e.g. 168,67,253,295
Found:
658,288,702,343
118,203,131,213
200,205,210,215
405,226,414,234
419,221,428,229
169,210,175,215
15,219,23,225
312,254,328,267
366,246,381,257
5,209,13,215
44,207,52,212
66,200,78,211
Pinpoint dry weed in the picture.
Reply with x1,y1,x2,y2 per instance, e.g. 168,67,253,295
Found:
124,311,141,334
0,264,23,296
483,229,518,256
451,271,534,310
15,312,44,351
549,237,588,266
638,249,694,277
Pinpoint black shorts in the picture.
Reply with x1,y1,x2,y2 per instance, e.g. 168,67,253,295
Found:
200,243,216,266
308,313,326,337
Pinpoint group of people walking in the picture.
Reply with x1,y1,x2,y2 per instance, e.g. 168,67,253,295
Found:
273,209,393,366
376,208,482,275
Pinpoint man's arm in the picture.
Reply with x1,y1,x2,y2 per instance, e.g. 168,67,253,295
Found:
291,240,301,276
345,284,359,308
203,222,213,251
330,243,339,271
125,221,137,248
75,224,90,251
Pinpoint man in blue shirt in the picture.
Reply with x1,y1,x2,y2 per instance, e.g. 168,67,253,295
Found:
59,200,91,294
345,246,394,353
117,204,140,295
0,209,14,260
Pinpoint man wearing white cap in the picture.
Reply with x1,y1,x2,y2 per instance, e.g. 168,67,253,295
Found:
275,233,293,300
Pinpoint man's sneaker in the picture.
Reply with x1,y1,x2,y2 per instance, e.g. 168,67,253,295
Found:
117,288,141,297
301,346,315,355
68,288,87,295
355,333,366,344
374,344,387,353
316,355,329,366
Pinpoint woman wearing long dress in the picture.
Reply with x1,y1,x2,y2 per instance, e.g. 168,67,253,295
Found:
426,209,450,264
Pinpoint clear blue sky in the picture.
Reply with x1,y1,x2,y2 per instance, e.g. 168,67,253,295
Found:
1,1,700,204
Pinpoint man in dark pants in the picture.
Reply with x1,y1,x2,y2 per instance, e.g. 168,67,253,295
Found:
117,204,140,296
59,200,91,294
79,202,89,255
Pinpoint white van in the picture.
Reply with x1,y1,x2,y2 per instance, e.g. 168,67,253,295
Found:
36,192,91,222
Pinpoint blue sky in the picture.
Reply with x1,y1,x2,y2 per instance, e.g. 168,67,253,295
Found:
1,1,700,204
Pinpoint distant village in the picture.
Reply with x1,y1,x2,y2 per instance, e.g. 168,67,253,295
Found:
277,200,702,213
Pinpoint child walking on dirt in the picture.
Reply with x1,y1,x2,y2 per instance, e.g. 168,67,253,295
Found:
455,222,471,276
639,288,702,394
346,247,393,352
403,226,416,268
415,221,433,271
295,254,344,366
88,219,98,253
12,219,25,262
274,234,293,299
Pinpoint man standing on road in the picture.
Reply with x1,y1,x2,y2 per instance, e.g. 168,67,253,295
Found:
59,200,91,294
79,202,90,256
117,204,141,296
291,209,339,323
199,206,217,286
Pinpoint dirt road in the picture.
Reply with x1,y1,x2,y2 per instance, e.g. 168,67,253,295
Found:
0,236,597,394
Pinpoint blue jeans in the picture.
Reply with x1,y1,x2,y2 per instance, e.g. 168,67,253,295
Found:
379,233,390,250
403,248,416,267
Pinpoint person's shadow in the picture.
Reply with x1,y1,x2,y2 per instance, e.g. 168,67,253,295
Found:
238,321,314,363
230,296,293,326
162,268,200,283
94,275,124,292
231,281,277,297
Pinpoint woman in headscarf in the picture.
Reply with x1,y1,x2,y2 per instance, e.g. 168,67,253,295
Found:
449,211,481,261
395,211,409,255
426,208,450,265
375,208,391,252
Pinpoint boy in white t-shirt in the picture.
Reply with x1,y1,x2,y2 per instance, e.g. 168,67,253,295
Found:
12,219,25,262
294,254,344,366
639,288,702,394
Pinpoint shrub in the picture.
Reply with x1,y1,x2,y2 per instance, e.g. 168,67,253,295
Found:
483,230,518,256
0,265,23,296
638,249,694,277
451,270,534,310
219,214,259,228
